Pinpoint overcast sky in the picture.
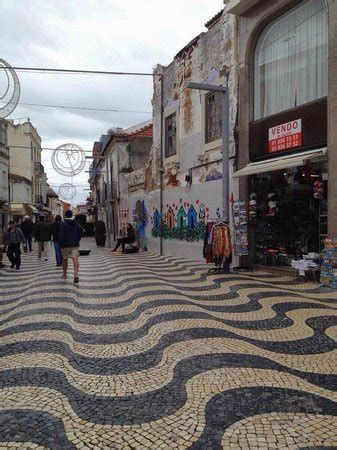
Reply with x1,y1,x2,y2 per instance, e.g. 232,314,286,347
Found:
0,0,223,204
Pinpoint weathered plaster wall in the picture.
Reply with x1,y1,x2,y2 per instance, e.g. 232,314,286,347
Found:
133,9,239,261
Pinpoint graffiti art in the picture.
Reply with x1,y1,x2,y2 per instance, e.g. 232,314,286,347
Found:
152,202,207,242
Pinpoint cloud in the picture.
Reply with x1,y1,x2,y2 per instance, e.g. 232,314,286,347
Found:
1,0,222,205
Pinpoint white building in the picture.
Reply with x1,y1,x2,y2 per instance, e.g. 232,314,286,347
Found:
7,119,45,203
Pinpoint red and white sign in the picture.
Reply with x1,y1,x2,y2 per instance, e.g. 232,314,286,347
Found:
268,119,302,153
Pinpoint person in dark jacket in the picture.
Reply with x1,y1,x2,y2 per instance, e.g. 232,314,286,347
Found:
3,221,25,269
51,215,63,267
34,215,51,261
59,210,81,284
111,223,136,253
20,215,34,252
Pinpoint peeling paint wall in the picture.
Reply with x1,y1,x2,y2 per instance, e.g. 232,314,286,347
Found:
122,10,238,261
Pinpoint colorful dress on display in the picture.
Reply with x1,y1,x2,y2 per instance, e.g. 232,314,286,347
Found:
212,224,232,259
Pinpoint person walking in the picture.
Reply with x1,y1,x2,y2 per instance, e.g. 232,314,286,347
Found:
111,223,136,253
59,210,81,284
20,215,34,252
3,221,25,270
51,215,63,267
34,215,51,261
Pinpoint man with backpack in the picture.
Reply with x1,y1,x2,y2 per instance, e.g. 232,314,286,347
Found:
59,209,81,284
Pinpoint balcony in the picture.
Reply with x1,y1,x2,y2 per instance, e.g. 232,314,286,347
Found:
34,162,45,174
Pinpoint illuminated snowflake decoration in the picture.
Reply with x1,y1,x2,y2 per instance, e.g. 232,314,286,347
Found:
0,58,20,119
52,143,86,177
58,183,76,200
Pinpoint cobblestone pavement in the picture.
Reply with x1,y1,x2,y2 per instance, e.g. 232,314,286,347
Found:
0,237,336,449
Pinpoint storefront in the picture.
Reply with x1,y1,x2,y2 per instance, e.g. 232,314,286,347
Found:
234,149,327,268
232,0,331,275
10,203,39,223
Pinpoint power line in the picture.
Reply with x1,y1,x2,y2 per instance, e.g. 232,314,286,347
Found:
8,145,93,153
1,100,151,114
0,66,157,76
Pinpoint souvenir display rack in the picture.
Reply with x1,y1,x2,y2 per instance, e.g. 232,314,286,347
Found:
320,237,337,288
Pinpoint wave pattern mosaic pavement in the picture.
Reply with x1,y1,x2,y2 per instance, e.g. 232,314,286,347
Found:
0,238,336,449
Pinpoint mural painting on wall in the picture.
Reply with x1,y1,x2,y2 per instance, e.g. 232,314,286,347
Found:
151,198,213,242
200,167,222,183
133,199,148,249
165,166,181,188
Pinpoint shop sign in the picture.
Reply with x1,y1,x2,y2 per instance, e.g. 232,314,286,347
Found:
268,119,302,153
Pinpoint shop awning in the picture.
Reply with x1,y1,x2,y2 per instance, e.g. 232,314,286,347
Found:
10,203,25,214
233,148,327,178
24,204,39,215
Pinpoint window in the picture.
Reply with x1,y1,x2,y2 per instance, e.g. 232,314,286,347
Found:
165,113,177,158
254,0,327,120
2,171,6,188
30,142,33,160
205,92,222,143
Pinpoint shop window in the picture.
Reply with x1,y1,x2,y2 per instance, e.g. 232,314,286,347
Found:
250,159,327,267
165,113,177,158
254,0,327,120
205,92,222,143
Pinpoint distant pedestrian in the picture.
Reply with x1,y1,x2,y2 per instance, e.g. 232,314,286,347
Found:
0,226,6,268
34,215,51,261
51,215,63,267
59,210,81,284
111,223,136,253
20,215,34,252
3,221,25,270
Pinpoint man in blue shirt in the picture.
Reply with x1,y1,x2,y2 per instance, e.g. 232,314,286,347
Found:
3,221,25,270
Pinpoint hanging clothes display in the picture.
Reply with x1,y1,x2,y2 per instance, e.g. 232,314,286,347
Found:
203,220,232,272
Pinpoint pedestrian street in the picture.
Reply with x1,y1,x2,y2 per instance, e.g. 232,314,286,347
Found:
0,238,336,449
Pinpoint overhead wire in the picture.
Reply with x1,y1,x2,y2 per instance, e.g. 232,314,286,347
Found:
0,100,151,114
0,67,157,76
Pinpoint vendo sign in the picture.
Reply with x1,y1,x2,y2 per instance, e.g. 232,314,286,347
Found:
268,119,302,153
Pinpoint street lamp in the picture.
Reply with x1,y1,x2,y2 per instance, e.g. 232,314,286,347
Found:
186,82,230,219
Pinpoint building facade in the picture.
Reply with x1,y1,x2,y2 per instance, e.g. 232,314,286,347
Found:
0,120,9,231
117,9,237,261
89,122,153,245
7,120,46,206
225,0,336,269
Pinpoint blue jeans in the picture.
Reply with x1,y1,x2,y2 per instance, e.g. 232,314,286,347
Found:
54,241,63,265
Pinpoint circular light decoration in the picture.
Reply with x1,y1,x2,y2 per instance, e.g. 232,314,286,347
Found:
0,58,21,119
58,183,76,200
52,143,86,177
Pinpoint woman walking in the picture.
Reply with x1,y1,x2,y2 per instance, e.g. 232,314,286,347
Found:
51,215,63,267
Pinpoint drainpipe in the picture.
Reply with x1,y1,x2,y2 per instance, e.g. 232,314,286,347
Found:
159,73,164,256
